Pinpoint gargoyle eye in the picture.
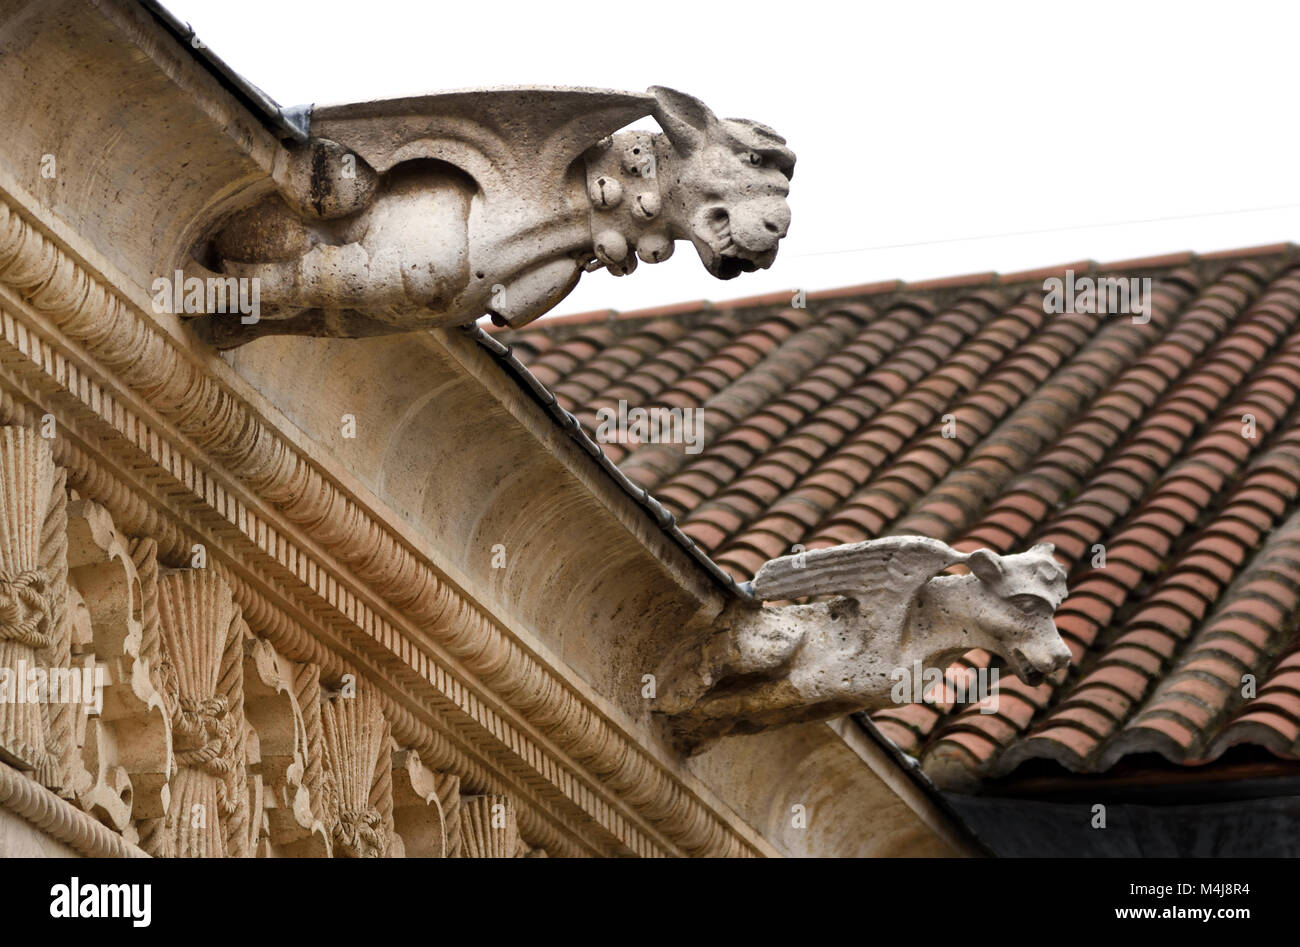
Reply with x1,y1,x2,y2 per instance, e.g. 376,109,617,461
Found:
1010,594,1049,615
746,152,763,167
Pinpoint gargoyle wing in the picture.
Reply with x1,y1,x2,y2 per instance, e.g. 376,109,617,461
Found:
309,86,656,207
749,536,967,609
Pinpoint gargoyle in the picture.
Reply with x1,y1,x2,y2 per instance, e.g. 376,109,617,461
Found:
655,538,1072,752
183,86,794,348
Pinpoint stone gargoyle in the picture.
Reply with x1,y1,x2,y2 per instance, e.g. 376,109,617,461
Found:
183,86,795,348
655,537,1072,752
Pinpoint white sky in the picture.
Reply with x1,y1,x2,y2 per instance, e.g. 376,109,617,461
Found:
162,0,1300,318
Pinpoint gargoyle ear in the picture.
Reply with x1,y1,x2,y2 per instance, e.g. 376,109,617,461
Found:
649,86,718,157
1031,542,1056,556
967,548,1004,586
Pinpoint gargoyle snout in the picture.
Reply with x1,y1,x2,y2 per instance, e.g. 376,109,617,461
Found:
1010,632,1072,686
728,197,791,256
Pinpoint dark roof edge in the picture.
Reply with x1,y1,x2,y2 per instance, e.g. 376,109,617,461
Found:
469,322,1021,851
136,0,311,141
850,712,996,856
466,243,1300,604
464,324,755,601
134,0,735,595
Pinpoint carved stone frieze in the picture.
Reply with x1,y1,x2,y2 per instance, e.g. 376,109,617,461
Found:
0,157,770,855
0,447,484,857
0,426,564,858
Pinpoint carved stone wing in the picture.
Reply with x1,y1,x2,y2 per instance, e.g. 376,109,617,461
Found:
749,536,967,606
309,86,656,205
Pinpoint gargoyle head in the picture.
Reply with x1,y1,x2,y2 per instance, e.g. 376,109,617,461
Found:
966,543,1072,686
650,87,795,280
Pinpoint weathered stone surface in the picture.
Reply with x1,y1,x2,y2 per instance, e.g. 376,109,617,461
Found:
0,0,982,859
65,505,172,837
186,86,794,346
0,805,78,858
0,428,61,784
321,688,394,858
658,538,1071,750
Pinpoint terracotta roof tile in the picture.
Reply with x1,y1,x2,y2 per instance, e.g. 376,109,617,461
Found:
499,250,1300,787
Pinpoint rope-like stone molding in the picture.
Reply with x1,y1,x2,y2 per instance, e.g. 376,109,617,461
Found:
292,662,326,826
0,387,594,857
0,373,668,858
3,334,699,856
0,194,755,856
0,761,149,858
218,565,595,858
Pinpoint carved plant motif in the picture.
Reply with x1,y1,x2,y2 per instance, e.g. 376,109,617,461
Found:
321,687,394,857
460,794,520,859
0,427,68,787
61,507,173,842
156,569,250,857
0,433,519,859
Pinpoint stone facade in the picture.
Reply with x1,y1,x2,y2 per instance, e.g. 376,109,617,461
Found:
0,0,1008,857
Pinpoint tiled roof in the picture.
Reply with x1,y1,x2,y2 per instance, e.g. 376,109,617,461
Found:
494,244,1300,789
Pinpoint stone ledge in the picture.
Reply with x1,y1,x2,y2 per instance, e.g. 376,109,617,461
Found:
0,762,148,858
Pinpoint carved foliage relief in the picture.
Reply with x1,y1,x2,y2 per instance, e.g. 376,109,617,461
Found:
0,425,537,858
0,427,67,786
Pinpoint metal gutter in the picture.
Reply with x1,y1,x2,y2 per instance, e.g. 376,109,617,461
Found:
465,324,755,600
120,0,1025,856
467,324,994,851
849,712,995,856
133,1,752,600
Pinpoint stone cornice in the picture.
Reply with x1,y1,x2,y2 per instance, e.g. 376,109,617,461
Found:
0,182,773,857
464,325,750,596
0,0,975,858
